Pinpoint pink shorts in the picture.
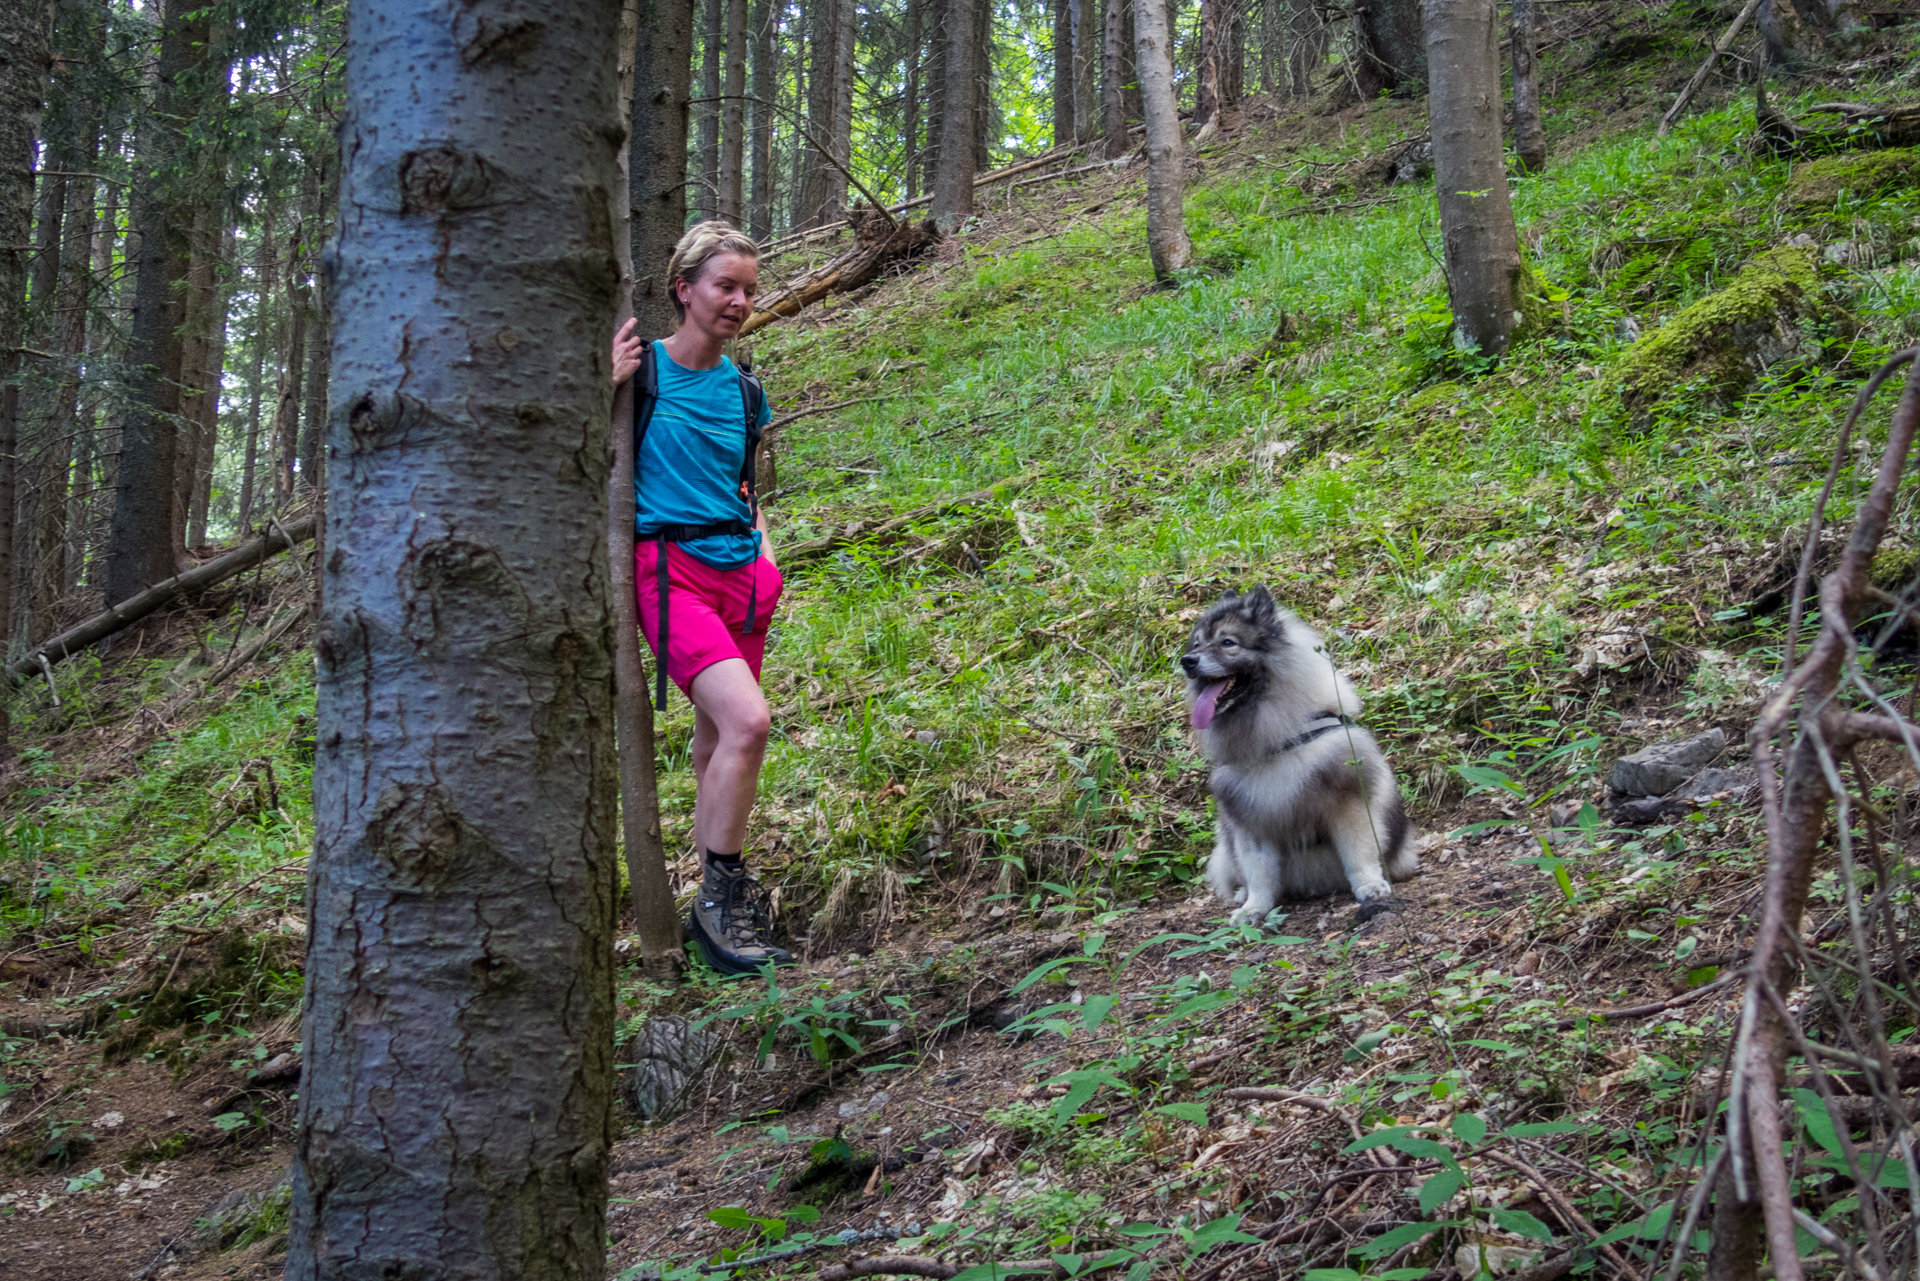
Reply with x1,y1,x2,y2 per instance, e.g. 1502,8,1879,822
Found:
635,540,783,698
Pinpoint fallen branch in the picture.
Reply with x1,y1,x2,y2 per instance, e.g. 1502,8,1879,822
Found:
1485,1150,1644,1281
739,210,941,338
1657,0,1763,136
10,514,317,680
1551,971,1740,1029
766,395,899,436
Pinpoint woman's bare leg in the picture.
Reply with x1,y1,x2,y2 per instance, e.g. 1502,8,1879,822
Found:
688,657,771,856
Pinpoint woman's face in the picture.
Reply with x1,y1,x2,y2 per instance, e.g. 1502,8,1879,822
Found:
678,252,759,340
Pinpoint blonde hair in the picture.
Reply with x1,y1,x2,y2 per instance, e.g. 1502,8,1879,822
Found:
666,220,761,325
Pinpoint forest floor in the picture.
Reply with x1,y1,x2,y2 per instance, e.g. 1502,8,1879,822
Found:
8,3,1920,1277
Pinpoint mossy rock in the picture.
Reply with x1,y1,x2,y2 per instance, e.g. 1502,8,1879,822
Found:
1872,545,1920,591
1784,149,1920,208
1611,246,1822,416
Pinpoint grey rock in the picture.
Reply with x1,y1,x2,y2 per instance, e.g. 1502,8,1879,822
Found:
1615,316,1641,344
1670,764,1755,801
1608,728,1727,797
629,1015,722,1122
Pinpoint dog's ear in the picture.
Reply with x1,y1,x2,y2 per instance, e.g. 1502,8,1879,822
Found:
1244,584,1279,623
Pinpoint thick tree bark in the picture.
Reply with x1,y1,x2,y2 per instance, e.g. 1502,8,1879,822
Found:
748,0,774,237
632,0,695,337
1424,0,1521,356
971,0,991,172
1121,0,1140,121
1354,0,1425,98
0,0,46,720
107,0,209,606
931,0,978,232
1073,0,1097,143
700,0,722,220
1510,0,1546,173
923,0,945,184
285,0,623,1274
1224,0,1244,112
1288,0,1322,100
1132,0,1190,280
175,213,215,561
1101,0,1129,157
1054,0,1076,146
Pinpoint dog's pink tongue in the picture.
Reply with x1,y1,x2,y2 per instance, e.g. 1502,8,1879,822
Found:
1191,680,1227,730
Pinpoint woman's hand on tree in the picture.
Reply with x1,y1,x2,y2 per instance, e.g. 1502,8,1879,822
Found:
611,317,645,387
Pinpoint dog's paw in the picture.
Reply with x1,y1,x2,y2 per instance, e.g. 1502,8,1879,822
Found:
1352,897,1397,925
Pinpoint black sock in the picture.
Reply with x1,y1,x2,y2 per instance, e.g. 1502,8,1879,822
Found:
706,850,745,875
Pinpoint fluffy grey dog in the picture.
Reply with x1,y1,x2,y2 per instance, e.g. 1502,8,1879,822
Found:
1182,586,1417,922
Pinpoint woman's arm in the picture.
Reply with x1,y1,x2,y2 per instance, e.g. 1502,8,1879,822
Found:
754,507,775,570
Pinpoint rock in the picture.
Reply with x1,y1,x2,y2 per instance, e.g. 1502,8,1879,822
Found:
1783,148,1920,208
1670,764,1755,801
1615,315,1641,344
1455,1242,1547,1276
1609,728,1727,797
1610,247,1836,419
628,1015,722,1122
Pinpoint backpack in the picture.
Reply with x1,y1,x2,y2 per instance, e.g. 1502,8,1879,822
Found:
632,340,768,710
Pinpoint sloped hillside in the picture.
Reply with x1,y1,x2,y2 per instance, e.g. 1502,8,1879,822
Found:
5,8,1920,1278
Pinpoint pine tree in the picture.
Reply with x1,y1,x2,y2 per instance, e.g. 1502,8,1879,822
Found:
287,0,622,1271
1132,0,1189,280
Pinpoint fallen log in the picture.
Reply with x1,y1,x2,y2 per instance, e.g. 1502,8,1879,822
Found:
1657,0,1763,137
1755,78,1920,156
10,515,317,681
738,208,942,338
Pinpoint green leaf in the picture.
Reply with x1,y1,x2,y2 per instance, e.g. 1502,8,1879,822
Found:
1451,1113,1488,1145
1793,1089,1844,1158
706,1206,757,1231
1349,1029,1390,1056
1455,763,1524,795
1122,933,1209,965
1343,1126,1416,1153
1126,1263,1153,1281
1053,1254,1085,1277
1379,1271,1433,1280
1390,1136,1458,1163
1355,1221,1446,1259
1502,1121,1586,1137
1463,1040,1524,1055
1156,1102,1210,1125
1083,933,1107,958
1490,1208,1555,1242
952,1266,1020,1281
1164,991,1236,1020
1686,965,1721,986
1419,1169,1466,1214
1302,1271,1365,1281
1186,1213,1263,1253
1115,1223,1174,1239
211,1112,250,1132
1081,994,1117,1033
64,1167,103,1193
1010,958,1082,995
787,1205,821,1224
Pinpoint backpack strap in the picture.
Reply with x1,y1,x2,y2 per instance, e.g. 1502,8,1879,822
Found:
736,366,766,638
631,342,671,712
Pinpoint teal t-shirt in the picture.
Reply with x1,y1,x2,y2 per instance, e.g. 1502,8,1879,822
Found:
635,343,771,569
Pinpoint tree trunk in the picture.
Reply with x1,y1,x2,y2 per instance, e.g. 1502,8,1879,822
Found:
1424,0,1520,357
799,0,839,227
1195,0,1221,125
1758,0,1831,71
931,0,977,232
187,223,232,551
237,212,272,531
699,0,722,220
1102,0,1129,156
107,0,209,607
632,0,695,337
971,0,992,172
1121,0,1141,120
1132,0,1190,281
748,0,775,238
275,275,308,511
612,6,683,978
1073,0,1098,143
285,0,623,1273
1054,0,1076,146
923,0,946,186
904,0,923,199
299,253,329,495
1224,0,1244,114
174,212,215,563
1354,0,1425,98
0,0,47,702
1510,0,1546,173
831,0,855,214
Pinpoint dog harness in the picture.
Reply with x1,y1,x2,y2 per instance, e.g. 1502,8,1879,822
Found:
1276,713,1356,755
634,340,766,711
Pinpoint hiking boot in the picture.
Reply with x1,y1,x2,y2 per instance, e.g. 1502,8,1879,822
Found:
688,862,793,975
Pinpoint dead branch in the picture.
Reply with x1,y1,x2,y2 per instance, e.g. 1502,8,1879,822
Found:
1657,0,1763,137
9,514,317,681
738,211,941,338
1484,1150,1643,1281
779,472,1040,568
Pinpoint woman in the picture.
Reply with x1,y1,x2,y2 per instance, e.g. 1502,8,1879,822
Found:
612,221,789,975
